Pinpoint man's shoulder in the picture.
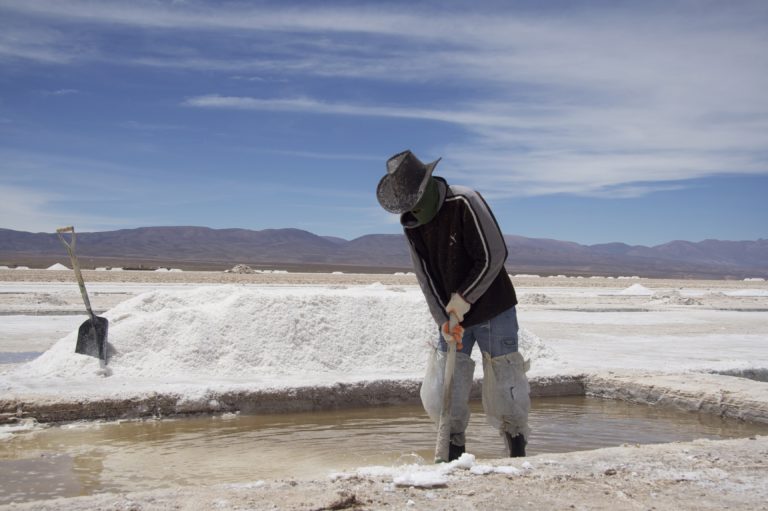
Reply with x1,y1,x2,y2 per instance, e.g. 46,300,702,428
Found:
446,184,482,204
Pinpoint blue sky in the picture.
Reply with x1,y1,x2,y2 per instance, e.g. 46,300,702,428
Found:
0,0,766,246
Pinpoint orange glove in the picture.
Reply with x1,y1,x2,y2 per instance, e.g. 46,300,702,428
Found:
441,316,464,350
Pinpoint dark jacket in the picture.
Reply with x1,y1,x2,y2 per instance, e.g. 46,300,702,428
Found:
401,177,517,327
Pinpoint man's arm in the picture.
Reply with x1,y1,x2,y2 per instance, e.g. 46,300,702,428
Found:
406,236,450,325
450,187,508,304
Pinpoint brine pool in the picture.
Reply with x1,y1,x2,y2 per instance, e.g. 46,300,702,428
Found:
2,396,766,505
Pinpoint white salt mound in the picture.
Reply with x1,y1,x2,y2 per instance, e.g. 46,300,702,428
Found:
20,285,556,382
225,264,255,274
619,283,654,296
650,290,701,306
46,263,70,270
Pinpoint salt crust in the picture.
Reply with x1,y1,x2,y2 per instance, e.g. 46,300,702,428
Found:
331,453,529,488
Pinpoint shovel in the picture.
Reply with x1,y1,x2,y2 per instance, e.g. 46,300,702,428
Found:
434,315,460,463
56,226,109,366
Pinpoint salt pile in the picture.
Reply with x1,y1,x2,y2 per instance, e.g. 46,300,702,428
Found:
619,283,654,296
225,264,255,274
18,285,554,383
650,290,701,306
46,263,70,270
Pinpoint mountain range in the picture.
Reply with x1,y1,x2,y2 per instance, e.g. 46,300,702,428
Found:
1,226,766,279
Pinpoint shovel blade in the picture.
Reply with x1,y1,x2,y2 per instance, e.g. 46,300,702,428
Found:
75,316,109,361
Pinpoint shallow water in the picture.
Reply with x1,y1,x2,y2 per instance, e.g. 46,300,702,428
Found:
1,396,766,505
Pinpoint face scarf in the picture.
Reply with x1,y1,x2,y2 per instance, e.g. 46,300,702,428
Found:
410,177,440,226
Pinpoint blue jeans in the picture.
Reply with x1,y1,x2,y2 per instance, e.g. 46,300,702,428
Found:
438,306,519,357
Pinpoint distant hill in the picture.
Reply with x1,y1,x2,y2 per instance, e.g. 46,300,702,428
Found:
1,226,766,279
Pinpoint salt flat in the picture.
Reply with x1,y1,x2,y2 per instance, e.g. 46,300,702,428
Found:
0,270,766,510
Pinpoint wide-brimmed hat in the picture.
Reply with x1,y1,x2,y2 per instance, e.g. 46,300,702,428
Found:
376,150,442,214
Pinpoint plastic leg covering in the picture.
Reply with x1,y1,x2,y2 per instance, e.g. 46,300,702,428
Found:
481,352,531,440
419,350,476,447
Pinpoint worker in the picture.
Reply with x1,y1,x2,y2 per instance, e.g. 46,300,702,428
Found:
376,149,530,460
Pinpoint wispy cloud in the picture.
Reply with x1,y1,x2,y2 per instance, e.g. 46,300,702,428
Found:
0,184,142,233
184,93,767,196
0,24,91,63
2,0,767,200
117,120,189,131
42,88,79,96
259,149,381,162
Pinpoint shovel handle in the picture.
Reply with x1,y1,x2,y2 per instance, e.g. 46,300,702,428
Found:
435,340,458,463
56,226,95,319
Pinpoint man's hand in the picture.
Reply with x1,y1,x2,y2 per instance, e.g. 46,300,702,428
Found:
441,319,464,350
446,293,470,323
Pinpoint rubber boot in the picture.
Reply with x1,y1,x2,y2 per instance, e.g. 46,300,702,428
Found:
505,432,526,457
448,442,465,461
482,351,531,440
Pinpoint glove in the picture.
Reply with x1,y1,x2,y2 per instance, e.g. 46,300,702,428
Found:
446,293,471,323
441,320,464,350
